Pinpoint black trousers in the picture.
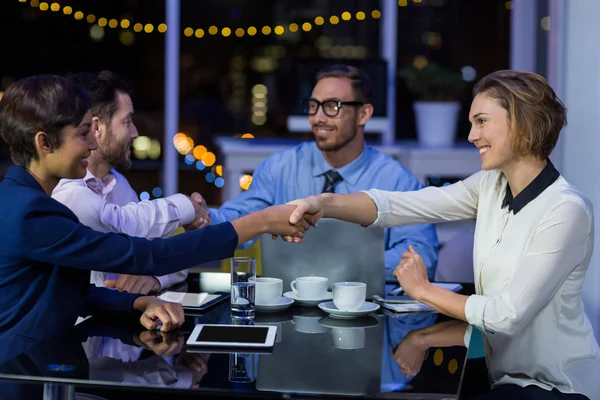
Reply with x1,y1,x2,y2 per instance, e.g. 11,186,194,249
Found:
471,384,590,400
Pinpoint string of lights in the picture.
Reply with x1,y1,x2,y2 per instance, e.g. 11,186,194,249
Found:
18,0,383,41
16,0,415,194
15,0,272,191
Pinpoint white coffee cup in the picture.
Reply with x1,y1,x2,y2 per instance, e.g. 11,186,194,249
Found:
255,277,283,305
291,276,328,299
333,282,367,311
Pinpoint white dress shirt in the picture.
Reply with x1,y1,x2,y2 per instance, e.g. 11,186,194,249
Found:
365,167,600,399
52,169,194,290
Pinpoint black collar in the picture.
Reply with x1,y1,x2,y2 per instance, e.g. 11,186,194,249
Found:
502,160,560,214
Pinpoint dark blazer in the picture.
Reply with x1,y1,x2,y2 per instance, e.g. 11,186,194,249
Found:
0,166,238,362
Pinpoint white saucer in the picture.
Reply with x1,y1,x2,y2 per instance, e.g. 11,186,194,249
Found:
283,291,333,307
318,301,380,319
256,296,294,313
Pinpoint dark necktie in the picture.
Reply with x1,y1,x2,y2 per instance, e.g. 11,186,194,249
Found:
321,170,343,193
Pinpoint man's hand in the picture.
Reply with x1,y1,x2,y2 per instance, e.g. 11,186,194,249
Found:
133,296,185,332
184,192,211,231
105,274,161,295
133,330,185,357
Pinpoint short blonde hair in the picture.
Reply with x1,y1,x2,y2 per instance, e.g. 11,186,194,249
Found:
473,70,566,159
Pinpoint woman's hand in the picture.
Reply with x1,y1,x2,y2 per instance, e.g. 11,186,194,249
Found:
262,204,314,242
269,195,325,242
133,296,185,332
287,195,325,225
393,245,431,301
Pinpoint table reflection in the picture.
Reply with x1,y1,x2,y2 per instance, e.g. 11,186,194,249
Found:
0,301,470,399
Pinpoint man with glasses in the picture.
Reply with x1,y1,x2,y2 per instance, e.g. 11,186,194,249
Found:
206,64,439,280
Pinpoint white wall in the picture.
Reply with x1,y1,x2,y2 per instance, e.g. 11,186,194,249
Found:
558,0,600,341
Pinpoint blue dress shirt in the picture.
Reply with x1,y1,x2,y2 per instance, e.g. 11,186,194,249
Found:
210,142,439,280
0,166,238,361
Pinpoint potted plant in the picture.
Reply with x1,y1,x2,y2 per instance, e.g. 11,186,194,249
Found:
399,62,467,147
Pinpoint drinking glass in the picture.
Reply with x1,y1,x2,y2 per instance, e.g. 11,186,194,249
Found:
230,257,256,319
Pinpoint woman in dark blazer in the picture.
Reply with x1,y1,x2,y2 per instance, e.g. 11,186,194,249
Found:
0,75,311,362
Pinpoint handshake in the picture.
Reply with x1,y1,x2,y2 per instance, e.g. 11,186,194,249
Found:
183,191,326,243
264,195,327,243
184,192,212,231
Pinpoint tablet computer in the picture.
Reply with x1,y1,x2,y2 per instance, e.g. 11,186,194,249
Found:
157,291,229,311
186,324,277,349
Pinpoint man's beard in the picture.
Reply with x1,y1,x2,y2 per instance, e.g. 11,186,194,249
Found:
315,126,358,153
99,130,132,171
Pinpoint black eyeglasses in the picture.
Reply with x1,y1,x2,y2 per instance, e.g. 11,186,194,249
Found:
301,99,365,117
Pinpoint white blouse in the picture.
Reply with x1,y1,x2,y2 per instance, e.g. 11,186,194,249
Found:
365,169,600,399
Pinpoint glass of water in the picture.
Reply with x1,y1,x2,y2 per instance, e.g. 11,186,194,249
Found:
230,257,256,318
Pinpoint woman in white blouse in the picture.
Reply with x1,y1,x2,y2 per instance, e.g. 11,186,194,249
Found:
286,70,599,400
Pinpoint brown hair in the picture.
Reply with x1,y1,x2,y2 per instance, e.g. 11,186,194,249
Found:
473,70,566,159
67,70,132,123
316,64,373,104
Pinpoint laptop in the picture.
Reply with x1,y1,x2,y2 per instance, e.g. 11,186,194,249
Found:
260,218,386,299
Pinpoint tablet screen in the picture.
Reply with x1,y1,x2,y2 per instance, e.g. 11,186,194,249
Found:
198,326,269,343
187,324,277,348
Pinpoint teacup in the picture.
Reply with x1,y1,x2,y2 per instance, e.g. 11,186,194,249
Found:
333,282,366,311
255,277,283,305
291,276,328,299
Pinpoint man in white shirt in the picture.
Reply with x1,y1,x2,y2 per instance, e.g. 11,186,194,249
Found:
52,70,210,295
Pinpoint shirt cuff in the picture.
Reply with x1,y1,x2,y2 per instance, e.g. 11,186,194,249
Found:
465,294,490,333
155,275,168,290
209,207,226,225
360,189,388,226
165,193,196,225
155,271,187,290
